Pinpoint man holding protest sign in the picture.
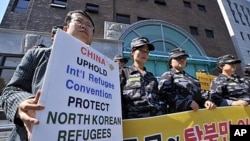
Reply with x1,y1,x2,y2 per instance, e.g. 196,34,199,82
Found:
0,10,95,141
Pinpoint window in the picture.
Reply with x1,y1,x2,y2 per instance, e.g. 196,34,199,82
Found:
238,12,246,25
232,10,239,23
116,14,130,24
205,29,214,38
0,53,23,92
240,32,244,40
234,3,238,11
189,26,199,35
246,16,250,27
183,1,191,8
227,0,232,9
12,0,30,13
50,0,67,8
197,4,206,12
85,3,99,14
118,20,217,77
137,16,150,21
241,5,246,15
154,0,166,5
247,8,250,16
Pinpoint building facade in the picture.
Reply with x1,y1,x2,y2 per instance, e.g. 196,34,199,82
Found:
0,0,241,84
218,0,250,70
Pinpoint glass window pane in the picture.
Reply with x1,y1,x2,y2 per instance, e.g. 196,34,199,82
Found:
1,70,15,84
153,41,165,52
205,29,214,38
86,3,99,13
116,14,130,24
53,0,67,4
135,25,162,41
184,1,191,8
164,42,176,53
14,0,30,13
198,4,206,12
123,32,138,51
182,40,202,56
163,27,187,45
190,26,199,35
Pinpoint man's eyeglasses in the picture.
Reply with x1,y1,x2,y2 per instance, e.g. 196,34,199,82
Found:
71,18,94,30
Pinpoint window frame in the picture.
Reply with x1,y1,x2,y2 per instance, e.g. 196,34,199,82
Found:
205,29,214,38
183,1,191,8
116,13,130,24
154,0,166,6
12,0,30,13
197,4,206,12
50,0,67,8
190,26,199,35
85,3,99,14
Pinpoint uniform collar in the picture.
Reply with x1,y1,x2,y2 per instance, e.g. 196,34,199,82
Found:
128,65,146,74
219,73,237,81
171,68,185,75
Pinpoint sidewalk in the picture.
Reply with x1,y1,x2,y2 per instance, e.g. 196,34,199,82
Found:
0,120,13,141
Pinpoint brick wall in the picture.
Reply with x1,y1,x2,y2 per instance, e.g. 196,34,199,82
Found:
0,0,240,72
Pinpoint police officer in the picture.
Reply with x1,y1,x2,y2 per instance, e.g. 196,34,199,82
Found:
210,54,250,106
244,63,250,80
33,25,64,49
158,48,216,113
113,54,128,69
51,25,64,41
120,37,162,119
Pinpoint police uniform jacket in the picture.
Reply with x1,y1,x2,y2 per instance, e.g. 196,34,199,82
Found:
210,73,250,106
0,47,51,141
120,65,160,119
158,69,207,113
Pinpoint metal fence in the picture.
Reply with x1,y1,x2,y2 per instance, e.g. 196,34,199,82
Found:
0,106,13,140
0,53,23,141
0,122,14,141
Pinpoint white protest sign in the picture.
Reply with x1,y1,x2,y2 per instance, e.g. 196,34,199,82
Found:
31,30,123,141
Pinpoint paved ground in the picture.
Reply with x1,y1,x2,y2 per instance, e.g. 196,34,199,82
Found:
0,120,13,141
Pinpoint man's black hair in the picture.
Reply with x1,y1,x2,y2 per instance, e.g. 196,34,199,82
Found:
51,25,64,35
64,10,95,32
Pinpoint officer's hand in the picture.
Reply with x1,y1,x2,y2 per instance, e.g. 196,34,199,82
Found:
231,100,248,106
190,100,199,111
204,100,216,110
18,90,45,140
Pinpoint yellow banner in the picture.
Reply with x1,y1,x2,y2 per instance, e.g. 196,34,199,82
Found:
196,72,216,91
123,106,250,141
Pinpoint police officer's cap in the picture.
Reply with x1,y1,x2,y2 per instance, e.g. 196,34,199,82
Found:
113,54,128,63
131,37,155,51
169,48,189,59
168,48,189,68
217,54,241,66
